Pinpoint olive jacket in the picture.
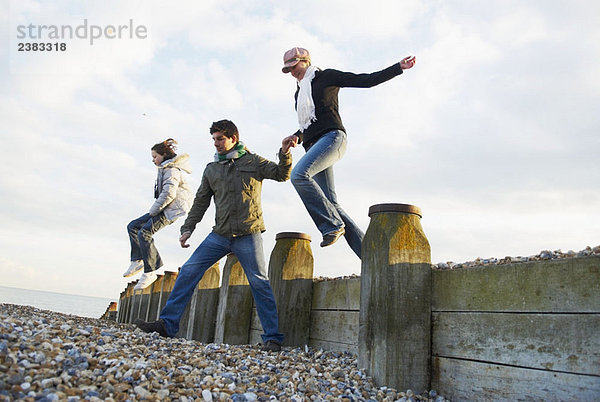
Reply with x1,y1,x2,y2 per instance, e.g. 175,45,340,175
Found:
180,149,291,237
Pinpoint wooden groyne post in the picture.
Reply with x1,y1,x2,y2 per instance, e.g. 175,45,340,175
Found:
268,232,313,346
122,282,135,323
159,270,178,317
359,203,432,391
100,301,118,320
136,276,156,322
117,290,126,323
146,274,165,321
215,254,253,344
186,263,220,342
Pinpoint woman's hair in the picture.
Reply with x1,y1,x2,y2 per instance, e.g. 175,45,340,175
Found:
210,119,239,142
151,138,177,159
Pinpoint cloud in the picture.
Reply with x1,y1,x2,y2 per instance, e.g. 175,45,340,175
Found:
1,0,599,300
279,0,425,44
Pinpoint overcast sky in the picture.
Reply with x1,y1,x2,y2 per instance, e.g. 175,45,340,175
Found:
1,0,598,299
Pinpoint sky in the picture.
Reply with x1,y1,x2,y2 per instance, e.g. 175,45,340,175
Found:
1,0,598,300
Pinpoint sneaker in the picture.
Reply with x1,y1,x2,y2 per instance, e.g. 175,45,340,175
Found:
261,340,282,352
123,260,144,278
320,227,345,248
134,318,169,337
134,271,157,290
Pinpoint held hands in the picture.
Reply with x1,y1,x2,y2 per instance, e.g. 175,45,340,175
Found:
400,55,416,70
179,231,192,248
282,135,298,153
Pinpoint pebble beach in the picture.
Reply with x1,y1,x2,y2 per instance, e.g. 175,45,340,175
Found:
433,245,600,270
3,246,598,400
0,304,445,401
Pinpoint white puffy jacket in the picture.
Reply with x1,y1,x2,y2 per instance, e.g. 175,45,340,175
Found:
149,153,193,221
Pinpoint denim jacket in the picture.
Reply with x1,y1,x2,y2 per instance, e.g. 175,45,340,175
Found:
181,149,291,237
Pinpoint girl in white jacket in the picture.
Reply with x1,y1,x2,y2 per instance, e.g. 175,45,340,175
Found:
124,139,193,290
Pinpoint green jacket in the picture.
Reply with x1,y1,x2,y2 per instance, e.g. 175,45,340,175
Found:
181,149,292,237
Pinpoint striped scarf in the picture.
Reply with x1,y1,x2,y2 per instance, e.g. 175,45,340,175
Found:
215,141,247,162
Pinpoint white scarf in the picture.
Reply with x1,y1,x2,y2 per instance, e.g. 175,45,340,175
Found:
296,65,318,132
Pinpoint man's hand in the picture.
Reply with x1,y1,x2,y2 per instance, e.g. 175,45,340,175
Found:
282,135,298,153
400,55,416,70
179,231,192,248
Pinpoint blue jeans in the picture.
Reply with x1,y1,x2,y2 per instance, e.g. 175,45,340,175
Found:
160,232,284,343
291,129,364,258
127,213,173,273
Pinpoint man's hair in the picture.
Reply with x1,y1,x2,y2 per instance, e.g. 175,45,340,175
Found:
210,120,239,141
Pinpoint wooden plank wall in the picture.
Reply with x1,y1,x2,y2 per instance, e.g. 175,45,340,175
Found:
248,277,361,352
117,255,600,399
308,277,360,354
247,277,361,351
431,255,600,400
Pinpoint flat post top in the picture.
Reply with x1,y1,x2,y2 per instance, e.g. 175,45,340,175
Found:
368,203,422,218
275,232,312,241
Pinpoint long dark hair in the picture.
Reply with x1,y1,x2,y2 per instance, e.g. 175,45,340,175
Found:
151,138,177,160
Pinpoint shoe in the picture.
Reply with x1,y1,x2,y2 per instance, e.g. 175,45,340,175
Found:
261,340,282,352
320,227,345,247
123,260,144,277
134,318,169,337
134,271,157,290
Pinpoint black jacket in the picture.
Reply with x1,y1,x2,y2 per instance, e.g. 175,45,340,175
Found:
293,62,403,149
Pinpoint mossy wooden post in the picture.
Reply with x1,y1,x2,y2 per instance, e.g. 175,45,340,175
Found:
146,274,164,321
101,302,118,320
215,253,253,345
129,288,143,323
189,263,221,342
138,279,153,321
121,283,129,323
359,203,432,391
175,267,195,338
268,232,314,346
158,270,178,315
124,282,136,323
117,290,126,323
107,301,118,321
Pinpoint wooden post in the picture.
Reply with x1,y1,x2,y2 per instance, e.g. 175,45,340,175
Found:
175,267,193,338
131,289,143,322
189,263,221,342
107,301,118,320
215,254,252,345
100,301,118,320
146,274,164,321
138,279,153,321
124,282,136,323
158,271,178,315
120,283,132,323
359,203,432,391
173,264,220,338
117,290,126,323
268,232,314,346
